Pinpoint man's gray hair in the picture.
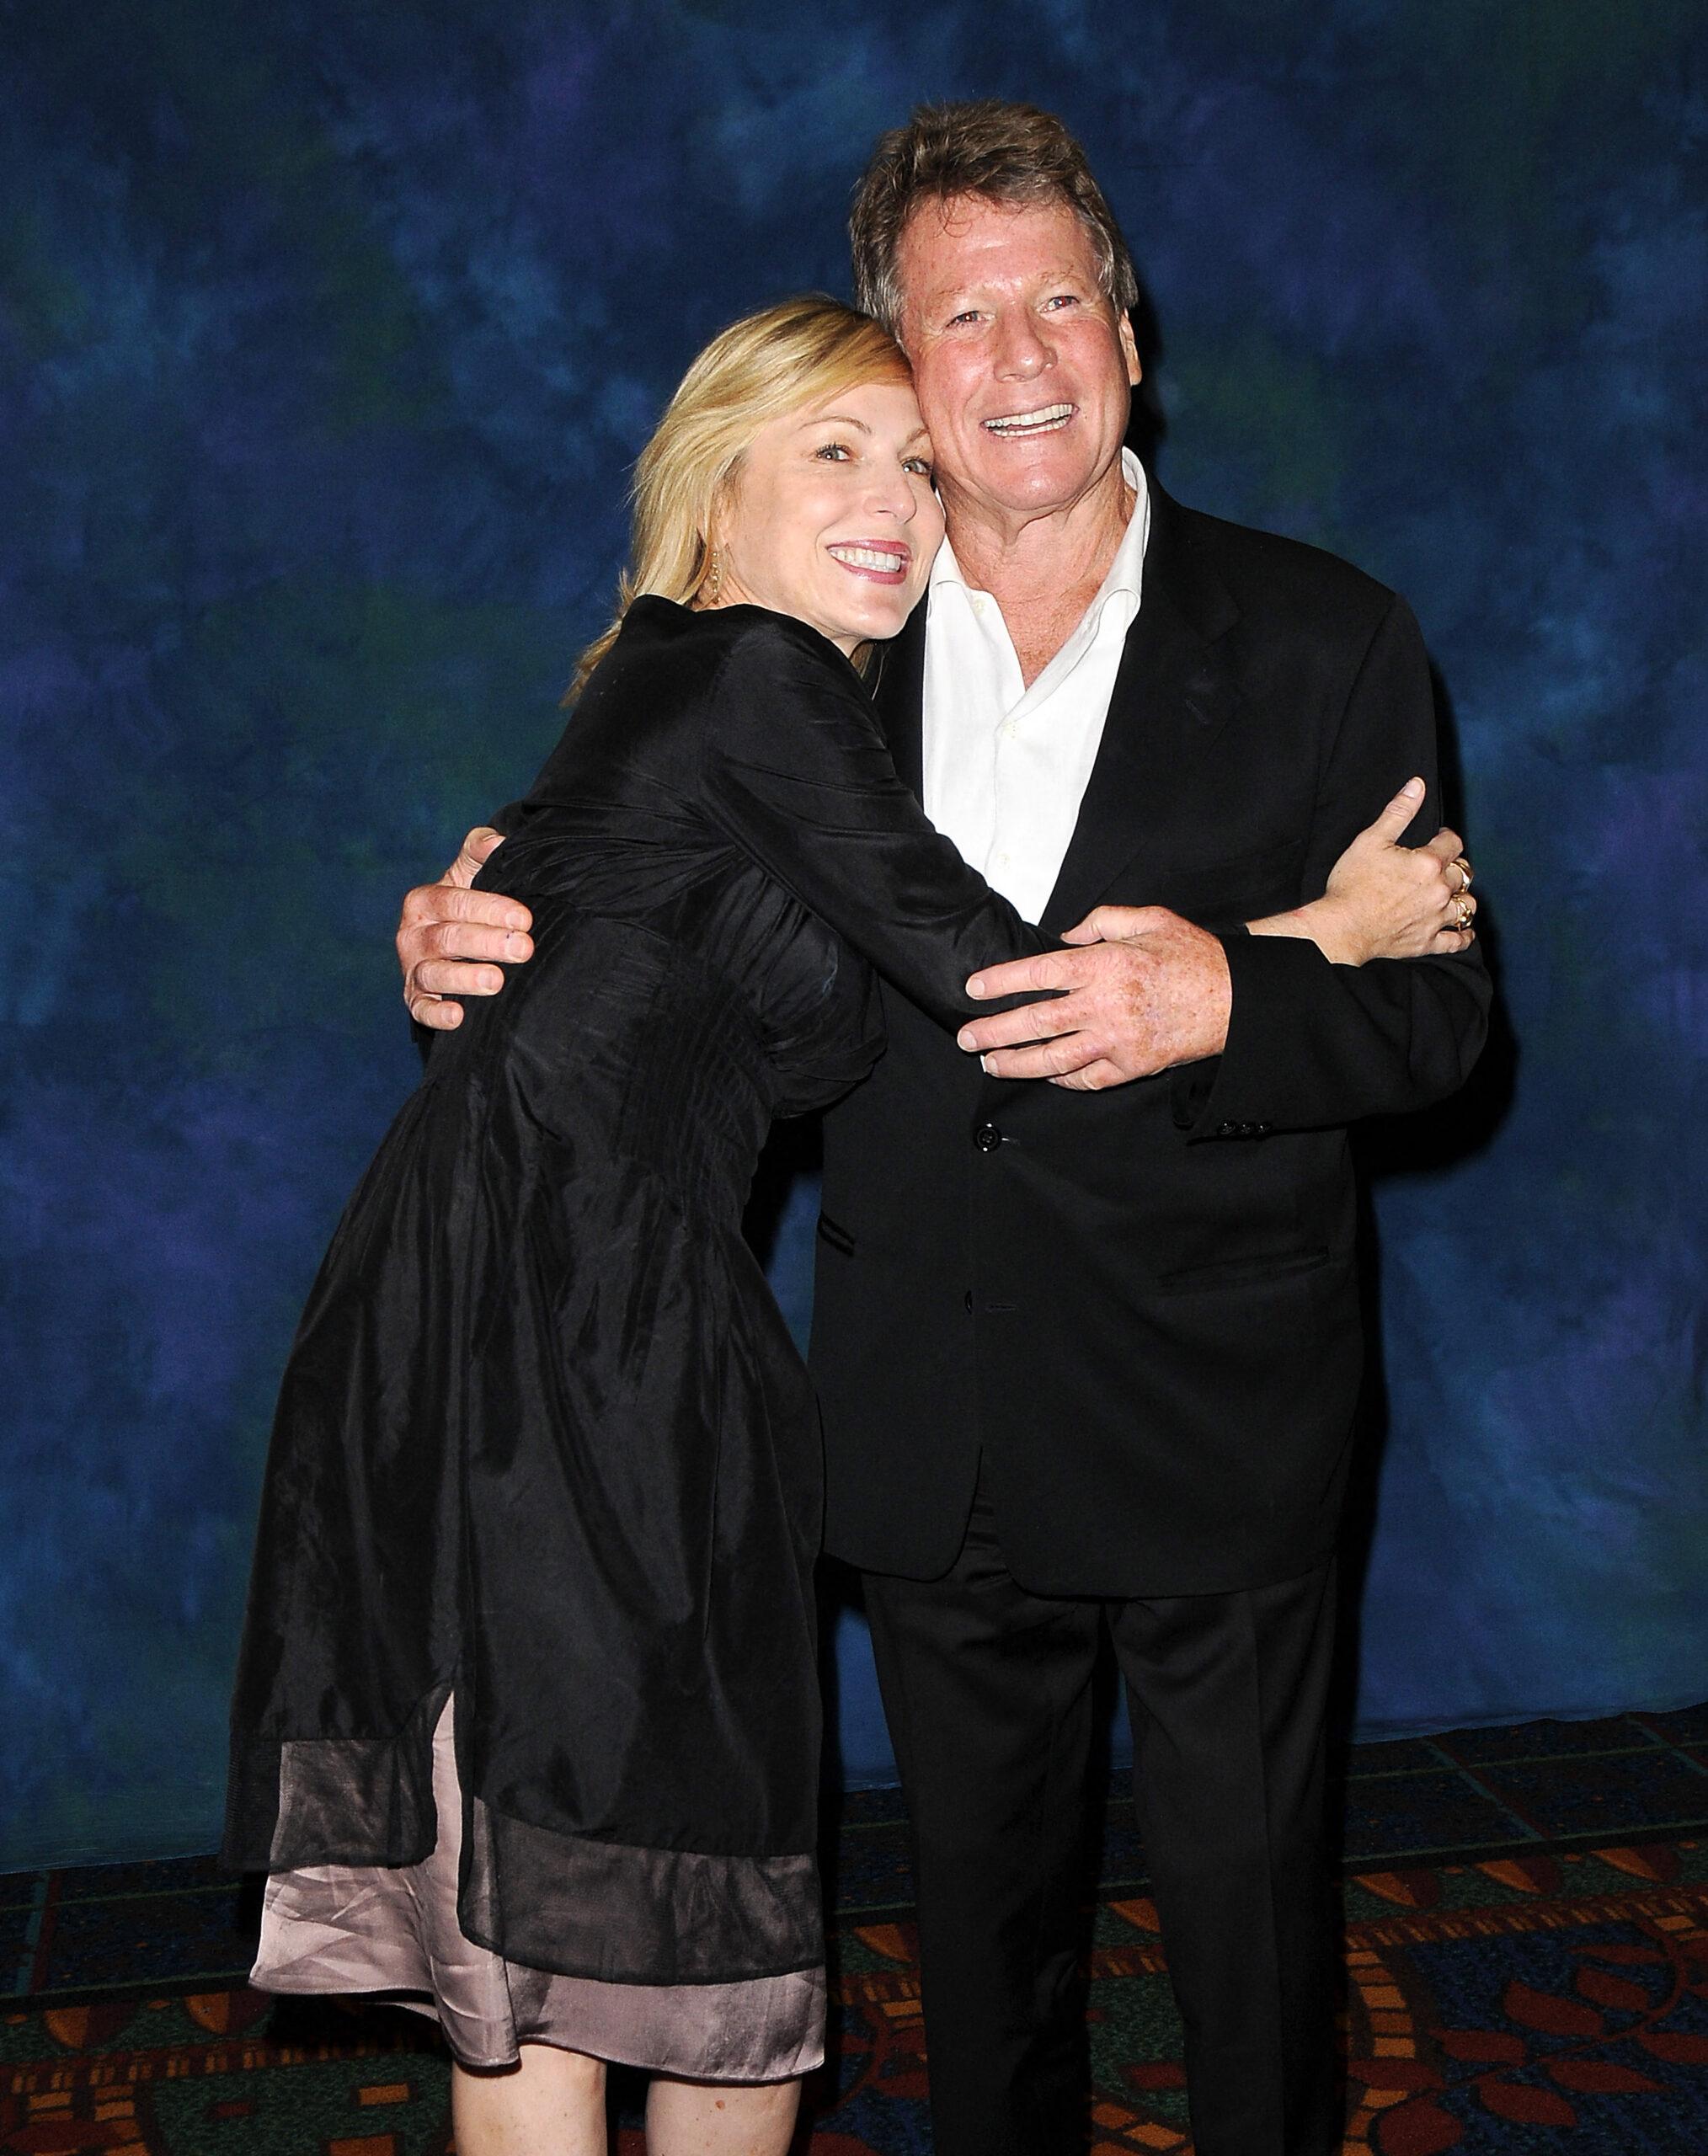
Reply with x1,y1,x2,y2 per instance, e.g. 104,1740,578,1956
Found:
850,100,1140,336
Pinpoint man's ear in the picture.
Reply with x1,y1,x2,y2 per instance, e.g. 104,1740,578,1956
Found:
1119,310,1141,387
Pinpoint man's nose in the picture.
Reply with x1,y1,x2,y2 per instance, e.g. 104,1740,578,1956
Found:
991,309,1051,381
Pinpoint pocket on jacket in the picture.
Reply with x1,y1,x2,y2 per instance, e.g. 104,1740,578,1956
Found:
1152,1246,1331,1295
816,1213,857,1257
1157,835,1309,916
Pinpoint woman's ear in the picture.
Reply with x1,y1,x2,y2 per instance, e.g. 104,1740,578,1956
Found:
698,528,726,608
701,476,741,606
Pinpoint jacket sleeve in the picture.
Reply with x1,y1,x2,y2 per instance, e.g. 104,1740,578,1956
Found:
699,617,1054,1029
1181,593,1491,1138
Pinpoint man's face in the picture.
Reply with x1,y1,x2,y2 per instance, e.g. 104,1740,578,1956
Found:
892,194,1140,533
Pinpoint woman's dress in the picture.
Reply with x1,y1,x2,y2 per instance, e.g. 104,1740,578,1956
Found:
223,599,1048,2071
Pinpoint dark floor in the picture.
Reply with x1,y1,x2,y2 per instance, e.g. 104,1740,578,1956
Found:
7,1704,1707,2005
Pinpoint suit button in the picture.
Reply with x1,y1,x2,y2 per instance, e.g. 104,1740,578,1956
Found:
974,1122,1002,1152
1216,1120,1237,1138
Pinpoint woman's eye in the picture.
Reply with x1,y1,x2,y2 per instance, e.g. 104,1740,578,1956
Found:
814,441,853,462
904,456,935,479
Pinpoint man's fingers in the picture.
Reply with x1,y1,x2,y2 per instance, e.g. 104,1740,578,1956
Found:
413,915,531,966
406,991,465,1031
958,993,1091,1053
1049,1058,1130,1091
446,825,507,886
1423,825,1464,863
977,1033,1100,1081
397,832,527,1012
411,954,509,998
1059,904,1174,947
966,948,1087,1000
402,881,533,935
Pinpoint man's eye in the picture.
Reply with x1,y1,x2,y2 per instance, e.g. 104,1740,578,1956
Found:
814,442,853,461
946,309,981,328
1043,294,1081,311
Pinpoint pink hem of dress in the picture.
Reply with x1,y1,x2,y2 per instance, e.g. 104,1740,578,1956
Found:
248,1697,825,2079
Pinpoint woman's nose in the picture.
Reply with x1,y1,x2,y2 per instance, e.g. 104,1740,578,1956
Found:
866,467,921,520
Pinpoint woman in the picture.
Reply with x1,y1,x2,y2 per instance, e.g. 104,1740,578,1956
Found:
225,295,1475,2156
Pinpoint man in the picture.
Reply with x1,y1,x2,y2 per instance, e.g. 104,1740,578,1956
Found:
398,103,1488,2156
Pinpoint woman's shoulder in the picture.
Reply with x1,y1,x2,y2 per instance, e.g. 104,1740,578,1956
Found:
614,597,862,692
540,600,874,800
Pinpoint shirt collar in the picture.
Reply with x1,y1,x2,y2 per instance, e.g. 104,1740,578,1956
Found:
929,448,1150,611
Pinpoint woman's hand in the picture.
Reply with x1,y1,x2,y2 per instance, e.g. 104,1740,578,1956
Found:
1248,779,1477,966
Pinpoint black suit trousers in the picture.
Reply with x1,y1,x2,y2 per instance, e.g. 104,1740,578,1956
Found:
862,1484,1342,2156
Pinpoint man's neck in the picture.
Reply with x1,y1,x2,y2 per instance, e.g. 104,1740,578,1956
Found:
941,455,1135,686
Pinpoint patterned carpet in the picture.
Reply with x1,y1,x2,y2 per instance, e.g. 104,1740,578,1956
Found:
6,1705,1708,2153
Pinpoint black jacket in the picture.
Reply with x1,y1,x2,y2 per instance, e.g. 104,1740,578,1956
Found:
812,485,1491,1597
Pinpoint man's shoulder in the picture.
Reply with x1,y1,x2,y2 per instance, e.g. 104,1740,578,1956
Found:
1161,491,1401,644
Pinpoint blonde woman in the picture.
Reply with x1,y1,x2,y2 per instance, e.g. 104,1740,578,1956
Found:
226,295,1033,2156
226,296,1470,2155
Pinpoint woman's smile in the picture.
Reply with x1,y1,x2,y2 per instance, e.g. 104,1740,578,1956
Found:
825,538,914,584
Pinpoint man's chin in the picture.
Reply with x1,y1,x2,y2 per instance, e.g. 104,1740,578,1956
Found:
957,451,1116,522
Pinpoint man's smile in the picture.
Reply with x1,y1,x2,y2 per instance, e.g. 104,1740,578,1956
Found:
982,402,1076,437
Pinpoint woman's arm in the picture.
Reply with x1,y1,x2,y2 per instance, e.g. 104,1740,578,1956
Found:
700,615,1055,1028
1246,777,1476,966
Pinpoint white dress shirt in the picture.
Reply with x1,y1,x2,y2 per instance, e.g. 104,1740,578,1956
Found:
921,449,1150,923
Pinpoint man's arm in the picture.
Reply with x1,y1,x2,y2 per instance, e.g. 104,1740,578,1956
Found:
398,826,534,1032
956,595,1491,1122
958,775,1476,1090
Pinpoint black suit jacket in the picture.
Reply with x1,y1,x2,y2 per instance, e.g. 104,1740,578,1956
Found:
811,484,1491,1598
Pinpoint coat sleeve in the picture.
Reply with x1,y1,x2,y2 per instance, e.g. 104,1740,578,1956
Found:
699,616,1054,1029
1180,593,1491,1138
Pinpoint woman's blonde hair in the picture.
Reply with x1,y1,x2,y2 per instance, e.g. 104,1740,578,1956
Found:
568,294,911,696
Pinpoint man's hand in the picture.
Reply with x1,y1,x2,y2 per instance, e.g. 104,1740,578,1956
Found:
398,826,534,1031
958,910,1232,1091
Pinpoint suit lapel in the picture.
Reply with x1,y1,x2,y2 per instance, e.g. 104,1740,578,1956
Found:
871,603,927,801
1038,486,1243,937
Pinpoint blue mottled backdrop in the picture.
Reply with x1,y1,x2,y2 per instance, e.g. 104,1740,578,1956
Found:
3,1,1705,1868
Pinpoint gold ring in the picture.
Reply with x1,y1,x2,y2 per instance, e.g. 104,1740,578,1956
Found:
1454,894,1474,931
1453,857,1473,891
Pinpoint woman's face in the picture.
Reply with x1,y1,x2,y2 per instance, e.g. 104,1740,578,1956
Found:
712,379,943,654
